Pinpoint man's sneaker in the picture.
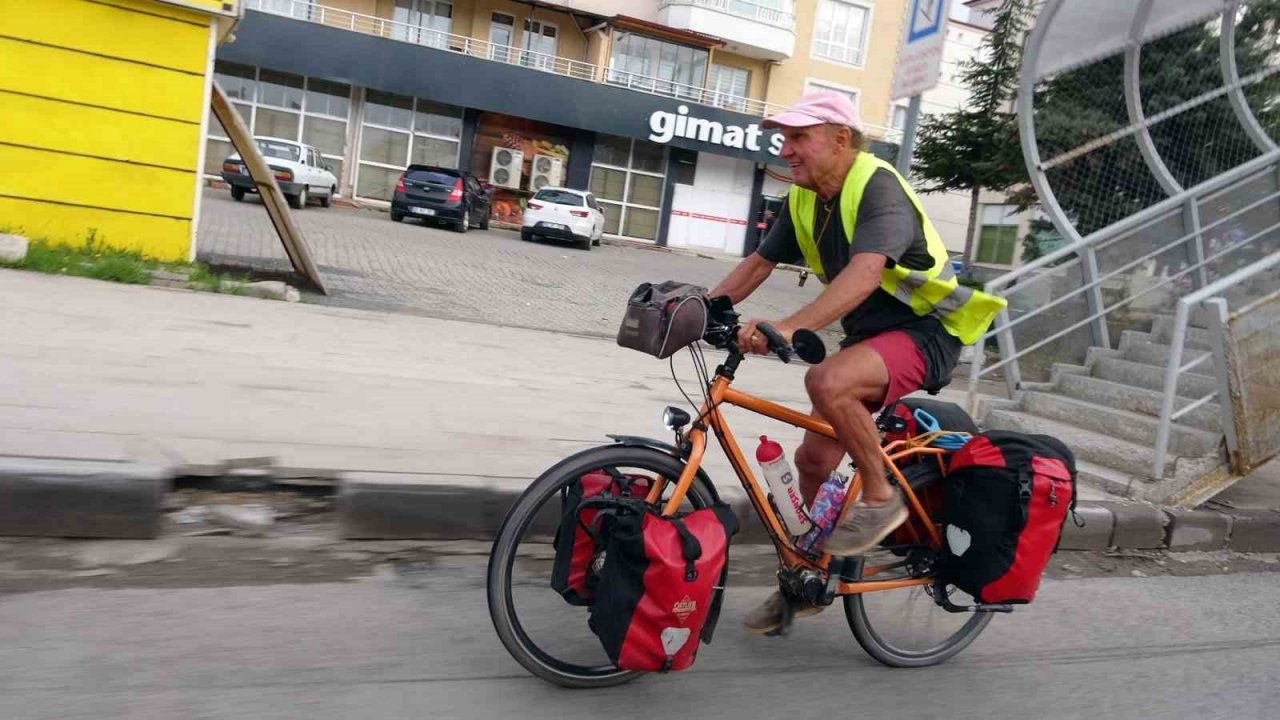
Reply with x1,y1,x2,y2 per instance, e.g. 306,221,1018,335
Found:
742,591,824,635
823,492,909,557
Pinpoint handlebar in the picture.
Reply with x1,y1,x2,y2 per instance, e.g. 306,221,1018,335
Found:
703,295,826,365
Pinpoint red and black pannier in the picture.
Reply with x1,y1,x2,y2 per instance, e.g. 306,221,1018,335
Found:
937,431,1077,604
588,502,738,673
550,469,651,605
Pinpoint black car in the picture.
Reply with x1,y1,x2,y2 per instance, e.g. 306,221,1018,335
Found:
390,165,491,233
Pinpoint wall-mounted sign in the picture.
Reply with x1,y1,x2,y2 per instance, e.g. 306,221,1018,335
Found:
648,106,785,156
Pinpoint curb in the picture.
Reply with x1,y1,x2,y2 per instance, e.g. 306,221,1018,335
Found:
3,464,1279,552
0,459,168,539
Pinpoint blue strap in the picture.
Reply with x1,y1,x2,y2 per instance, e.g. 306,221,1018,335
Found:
913,408,972,450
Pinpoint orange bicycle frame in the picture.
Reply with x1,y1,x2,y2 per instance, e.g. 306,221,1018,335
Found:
644,374,948,596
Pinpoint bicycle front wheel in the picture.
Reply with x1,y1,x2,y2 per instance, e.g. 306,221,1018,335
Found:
843,554,992,668
487,444,719,689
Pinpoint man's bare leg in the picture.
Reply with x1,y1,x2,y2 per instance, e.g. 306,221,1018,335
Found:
804,342,907,555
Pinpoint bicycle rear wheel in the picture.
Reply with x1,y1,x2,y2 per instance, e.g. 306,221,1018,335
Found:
487,445,718,689
843,553,992,668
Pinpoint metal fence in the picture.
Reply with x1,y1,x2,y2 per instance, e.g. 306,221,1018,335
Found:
968,0,1280,481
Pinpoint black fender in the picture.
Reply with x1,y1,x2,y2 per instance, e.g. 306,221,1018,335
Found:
606,434,723,504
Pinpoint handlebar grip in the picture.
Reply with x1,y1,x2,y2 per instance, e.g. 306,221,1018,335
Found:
791,329,827,365
755,322,794,363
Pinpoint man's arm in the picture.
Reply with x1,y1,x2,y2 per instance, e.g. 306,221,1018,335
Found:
709,252,777,304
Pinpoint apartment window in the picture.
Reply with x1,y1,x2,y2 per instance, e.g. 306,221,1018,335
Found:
204,62,350,182
260,0,314,19
812,0,871,67
356,90,463,201
975,204,1020,265
521,19,559,70
489,12,516,62
709,65,750,111
590,135,668,242
608,32,708,100
391,0,453,49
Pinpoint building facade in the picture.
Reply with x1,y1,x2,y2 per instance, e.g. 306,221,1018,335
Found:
204,0,910,256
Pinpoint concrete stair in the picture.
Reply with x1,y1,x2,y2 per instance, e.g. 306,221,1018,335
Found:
1054,372,1222,433
978,323,1229,505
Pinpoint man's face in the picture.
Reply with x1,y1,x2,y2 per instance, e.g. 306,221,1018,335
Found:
778,125,843,190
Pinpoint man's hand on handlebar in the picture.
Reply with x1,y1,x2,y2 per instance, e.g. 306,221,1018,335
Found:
738,319,793,357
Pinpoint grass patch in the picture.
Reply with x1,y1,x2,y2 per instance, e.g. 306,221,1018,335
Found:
1,233,245,294
188,263,247,294
2,235,153,284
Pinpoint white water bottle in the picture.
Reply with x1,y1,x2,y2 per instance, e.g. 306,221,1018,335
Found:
756,436,812,536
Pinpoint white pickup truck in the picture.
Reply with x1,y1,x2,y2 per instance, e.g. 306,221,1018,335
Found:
220,137,339,210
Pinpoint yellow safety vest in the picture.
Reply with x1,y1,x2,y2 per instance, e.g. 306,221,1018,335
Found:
787,152,1006,345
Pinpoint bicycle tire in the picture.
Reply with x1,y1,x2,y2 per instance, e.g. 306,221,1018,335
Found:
487,444,719,689
843,557,992,668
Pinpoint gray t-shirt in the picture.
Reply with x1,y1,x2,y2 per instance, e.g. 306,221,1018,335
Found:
758,168,960,386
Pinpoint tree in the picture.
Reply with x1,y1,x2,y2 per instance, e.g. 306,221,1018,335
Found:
912,0,1037,267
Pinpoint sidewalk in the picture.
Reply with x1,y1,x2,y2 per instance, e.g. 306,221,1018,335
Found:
1,270,1276,551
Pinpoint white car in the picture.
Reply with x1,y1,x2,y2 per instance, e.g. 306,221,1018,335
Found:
521,187,606,251
220,137,339,210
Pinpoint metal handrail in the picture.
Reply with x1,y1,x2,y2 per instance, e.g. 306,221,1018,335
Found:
659,0,797,29
1152,251,1280,478
977,186,1280,342
974,216,1278,378
986,147,1280,294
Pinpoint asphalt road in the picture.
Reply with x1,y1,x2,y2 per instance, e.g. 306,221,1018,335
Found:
1,557,1277,720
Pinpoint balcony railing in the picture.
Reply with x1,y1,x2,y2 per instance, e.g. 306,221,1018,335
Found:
245,0,785,120
660,0,796,30
245,0,596,80
605,68,786,117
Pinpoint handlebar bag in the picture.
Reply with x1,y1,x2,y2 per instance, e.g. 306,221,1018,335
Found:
588,502,738,672
617,281,708,359
550,469,652,606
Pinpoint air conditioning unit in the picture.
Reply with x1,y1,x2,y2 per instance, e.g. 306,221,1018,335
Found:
528,154,565,191
490,147,524,189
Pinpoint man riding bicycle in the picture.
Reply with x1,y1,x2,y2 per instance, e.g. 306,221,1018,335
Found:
708,91,1005,634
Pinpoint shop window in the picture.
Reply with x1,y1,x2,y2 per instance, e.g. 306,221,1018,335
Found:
203,64,349,190
257,70,304,110
672,148,698,185
360,126,410,167
214,61,255,102
305,78,351,119
976,204,1020,265
255,108,299,140
410,137,459,167
589,134,667,243
364,90,414,130
303,116,346,158
356,165,402,203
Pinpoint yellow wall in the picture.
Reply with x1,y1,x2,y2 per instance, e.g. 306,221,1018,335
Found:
708,50,770,101
765,0,907,137
0,0,215,260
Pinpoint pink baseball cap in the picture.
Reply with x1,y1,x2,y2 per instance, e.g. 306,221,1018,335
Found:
762,90,862,131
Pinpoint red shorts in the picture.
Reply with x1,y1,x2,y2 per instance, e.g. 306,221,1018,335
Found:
859,330,927,412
